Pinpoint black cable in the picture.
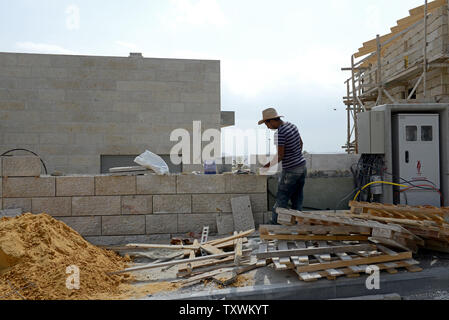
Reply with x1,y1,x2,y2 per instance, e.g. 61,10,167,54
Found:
0,148,48,175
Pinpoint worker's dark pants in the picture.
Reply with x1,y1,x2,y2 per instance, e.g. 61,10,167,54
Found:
271,165,307,225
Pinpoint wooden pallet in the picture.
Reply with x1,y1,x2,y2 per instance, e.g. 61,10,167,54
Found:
256,240,419,281
350,201,449,225
296,259,422,282
259,224,371,242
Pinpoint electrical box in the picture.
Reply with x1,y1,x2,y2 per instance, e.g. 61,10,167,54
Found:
392,114,440,206
357,111,385,154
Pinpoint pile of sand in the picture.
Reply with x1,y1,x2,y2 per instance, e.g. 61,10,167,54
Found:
0,213,134,300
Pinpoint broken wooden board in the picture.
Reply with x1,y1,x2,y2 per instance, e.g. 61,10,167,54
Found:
110,249,252,274
260,234,369,241
234,238,243,266
206,229,255,246
231,196,255,232
200,244,224,255
212,270,238,286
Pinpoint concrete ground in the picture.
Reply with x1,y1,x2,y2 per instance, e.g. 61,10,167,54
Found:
120,236,449,300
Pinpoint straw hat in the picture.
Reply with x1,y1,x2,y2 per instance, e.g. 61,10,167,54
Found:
258,108,284,125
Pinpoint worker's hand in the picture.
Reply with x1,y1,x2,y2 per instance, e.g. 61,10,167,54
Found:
263,163,271,168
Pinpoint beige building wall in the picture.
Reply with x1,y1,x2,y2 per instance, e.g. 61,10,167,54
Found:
0,52,229,174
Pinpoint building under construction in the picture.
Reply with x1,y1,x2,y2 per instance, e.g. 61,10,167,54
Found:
343,0,449,154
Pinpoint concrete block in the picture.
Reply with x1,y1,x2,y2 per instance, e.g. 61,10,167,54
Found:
0,208,22,217
32,197,71,216
85,234,171,246
153,195,191,214
248,193,268,213
136,175,176,195
225,175,267,193
56,176,95,196
58,216,101,236
3,177,55,198
122,195,153,215
72,196,121,216
231,196,255,232
216,213,234,235
2,156,41,177
177,175,226,194
95,176,136,195
253,212,264,228
177,213,218,234
146,214,178,234
192,194,233,213
192,193,268,213
102,215,146,236
3,198,31,212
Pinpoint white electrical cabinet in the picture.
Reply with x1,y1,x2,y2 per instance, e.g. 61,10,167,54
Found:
392,114,440,206
357,111,385,154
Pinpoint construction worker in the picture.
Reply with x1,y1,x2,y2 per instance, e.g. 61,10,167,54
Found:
258,108,307,225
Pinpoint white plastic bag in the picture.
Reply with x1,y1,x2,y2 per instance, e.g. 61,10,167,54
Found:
134,150,170,175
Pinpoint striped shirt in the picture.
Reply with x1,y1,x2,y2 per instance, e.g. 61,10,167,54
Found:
274,122,306,170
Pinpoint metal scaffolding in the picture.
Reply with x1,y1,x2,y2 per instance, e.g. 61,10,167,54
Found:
341,0,449,154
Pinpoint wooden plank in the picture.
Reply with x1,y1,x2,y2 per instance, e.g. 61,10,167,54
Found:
200,244,224,255
178,255,235,273
256,243,268,267
231,196,255,232
215,237,248,249
122,243,201,250
276,208,407,233
234,238,243,266
110,249,252,274
278,241,292,266
206,229,255,246
318,241,331,261
260,234,369,241
259,224,371,236
296,251,413,273
256,244,375,260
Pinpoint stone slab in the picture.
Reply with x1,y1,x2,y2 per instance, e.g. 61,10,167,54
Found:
122,195,153,215
3,177,55,198
58,216,102,236
192,193,268,213
231,196,255,232
95,176,136,195
136,175,176,195
3,198,32,212
72,196,121,216
102,215,146,236
56,176,95,196
216,213,235,235
153,195,191,214
32,197,71,216
177,175,226,194
146,214,178,234
2,156,41,177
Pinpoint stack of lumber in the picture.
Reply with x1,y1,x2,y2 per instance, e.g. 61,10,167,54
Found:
349,201,449,253
267,207,423,282
256,238,421,282
276,208,424,253
107,229,259,287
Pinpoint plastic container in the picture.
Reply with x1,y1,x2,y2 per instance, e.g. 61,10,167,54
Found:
204,160,217,175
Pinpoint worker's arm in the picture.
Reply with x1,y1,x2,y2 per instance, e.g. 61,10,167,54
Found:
264,146,285,168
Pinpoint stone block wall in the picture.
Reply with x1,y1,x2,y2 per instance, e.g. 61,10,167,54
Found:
0,156,268,245
0,52,224,174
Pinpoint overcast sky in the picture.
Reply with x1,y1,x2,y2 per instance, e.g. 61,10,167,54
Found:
0,0,426,156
